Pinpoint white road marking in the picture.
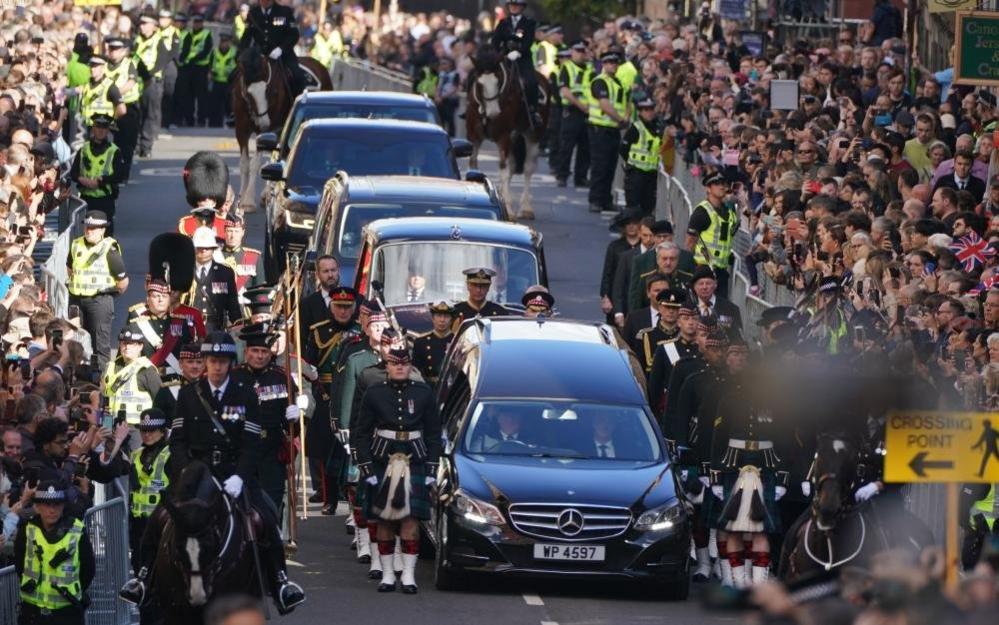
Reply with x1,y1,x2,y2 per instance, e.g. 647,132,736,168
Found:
287,559,304,567
541,621,559,625
523,594,544,606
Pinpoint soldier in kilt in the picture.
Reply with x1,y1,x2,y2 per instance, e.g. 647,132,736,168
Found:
353,347,441,594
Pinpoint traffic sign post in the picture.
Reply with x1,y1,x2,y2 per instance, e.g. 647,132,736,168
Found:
885,410,999,591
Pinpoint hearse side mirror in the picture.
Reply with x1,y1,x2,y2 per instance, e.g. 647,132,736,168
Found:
259,162,284,181
256,132,278,152
465,169,487,183
451,138,474,159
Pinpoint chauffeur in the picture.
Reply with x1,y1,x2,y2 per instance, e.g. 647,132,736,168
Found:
183,226,242,333
412,301,455,384
353,347,441,595
451,267,509,330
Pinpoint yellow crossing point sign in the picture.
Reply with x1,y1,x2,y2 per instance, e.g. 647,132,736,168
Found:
885,411,999,483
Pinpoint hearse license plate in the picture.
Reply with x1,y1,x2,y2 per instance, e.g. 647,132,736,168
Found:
533,544,605,561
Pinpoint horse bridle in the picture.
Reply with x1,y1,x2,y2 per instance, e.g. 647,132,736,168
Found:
475,63,509,107
241,58,273,119
179,478,236,588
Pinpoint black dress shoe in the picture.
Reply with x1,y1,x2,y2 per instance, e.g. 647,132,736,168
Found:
574,178,589,187
368,569,383,580
401,584,418,594
308,492,323,503
321,504,335,515
377,581,396,592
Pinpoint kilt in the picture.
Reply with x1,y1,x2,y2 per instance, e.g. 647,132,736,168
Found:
362,438,433,520
707,466,781,534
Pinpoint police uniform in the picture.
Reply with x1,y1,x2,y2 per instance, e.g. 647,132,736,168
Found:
412,302,455,384
158,11,182,129
127,410,170,565
555,41,592,187
490,0,541,125
15,480,95,625
80,55,122,128
69,115,125,228
184,227,242,333
587,52,628,213
451,267,510,331
128,279,196,376
176,15,213,126
105,38,141,179
240,0,304,95
103,325,162,427
635,288,683,377
687,172,738,299
208,35,237,126
220,214,264,297
66,210,127,371
135,16,170,157
621,99,663,216
152,342,201,416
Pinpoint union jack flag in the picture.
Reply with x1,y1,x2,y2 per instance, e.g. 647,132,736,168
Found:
950,231,995,273
970,273,999,296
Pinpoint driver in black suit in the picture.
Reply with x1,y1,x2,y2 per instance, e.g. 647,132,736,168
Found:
490,0,542,128
240,0,306,96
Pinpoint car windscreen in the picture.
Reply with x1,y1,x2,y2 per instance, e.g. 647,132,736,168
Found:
287,131,456,187
338,204,498,260
285,104,439,150
463,401,661,462
371,241,538,307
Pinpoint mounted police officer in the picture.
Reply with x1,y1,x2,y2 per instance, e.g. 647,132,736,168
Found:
66,210,128,371
234,322,303,522
120,332,305,614
685,171,738,299
128,278,196,377
153,342,203,416
70,114,125,231
103,324,162,441
621,98,663,216
79,55,124,129
105,37,141,181
412,302,455,384
587,50,629,214
221,213,264,301
209,33,238,127
134,14,169,158
15,478,95,625
353,347,441,594
177,14,213,126
555,40,591,188
183,227,242,334
490,0,543,129
451,267,510,330
241,0,306,97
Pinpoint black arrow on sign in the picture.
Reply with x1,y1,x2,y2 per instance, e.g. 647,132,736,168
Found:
908,451,954,477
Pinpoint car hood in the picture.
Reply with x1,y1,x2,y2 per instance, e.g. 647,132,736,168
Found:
455,454,675,510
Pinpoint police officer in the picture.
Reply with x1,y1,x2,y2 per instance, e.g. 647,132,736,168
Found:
413,58,438,100
135,14,169,158
353,347,441,594
452,267,510,330
234,322,302,522
70,114,125,231
685,171,738,299
177,14,213,126
621,97,663,216
121,332,306,613
157,10,181,130
310,18,346,69
105,38,141,181
127,409,170,583
15,478,95,625
80,55,124,129
220,213,264,299
209,33,237,127
183,226,242,333
234,3,250,40
241,0,305,97
635,288,684,377
555,40,591,188
491,0,542,129
587,50,629,214
412,302,455,383
127,278,196,375
66,210,128,371
521,285,555,319
103,324,162,430
153,342,203,416
649,300,699,415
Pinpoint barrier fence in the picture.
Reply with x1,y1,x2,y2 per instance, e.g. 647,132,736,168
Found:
40,195,89,319
0,565,17,625
329,57,411,92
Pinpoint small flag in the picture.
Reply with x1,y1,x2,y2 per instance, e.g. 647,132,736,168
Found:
949,231,994,273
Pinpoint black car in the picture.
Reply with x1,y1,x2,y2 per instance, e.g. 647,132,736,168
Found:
428,318,690,598
352,217,547,333
260,119,473,278
307,172,510,287
256,91,443,161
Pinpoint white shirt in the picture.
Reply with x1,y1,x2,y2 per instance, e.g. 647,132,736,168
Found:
594,439,616,458
649,306,659,328
209,377,230,401
698,295,716,316
321,290,331,309
500,431,519,441
197,262,212,280
954,174,969,190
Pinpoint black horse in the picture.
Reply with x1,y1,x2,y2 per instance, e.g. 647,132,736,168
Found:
152,461,260,625
780,434,935,584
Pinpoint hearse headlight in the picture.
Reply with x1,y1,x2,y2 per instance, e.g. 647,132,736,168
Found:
453,489,505,526
634,500,684,532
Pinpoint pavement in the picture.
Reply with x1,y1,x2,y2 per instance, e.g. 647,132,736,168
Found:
111,127,735,625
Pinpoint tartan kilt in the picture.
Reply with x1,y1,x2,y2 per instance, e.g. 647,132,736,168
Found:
362,439,433,520
707,467,781,534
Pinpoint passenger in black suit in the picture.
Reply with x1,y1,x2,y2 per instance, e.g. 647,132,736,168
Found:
623,272,669,355
489,0,541,126
182,227,242,334
297,255,340,338
585,414,644,459
690,265,743,337
932,150,986,204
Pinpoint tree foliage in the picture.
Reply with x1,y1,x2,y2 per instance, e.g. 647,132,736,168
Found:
537,0,625,24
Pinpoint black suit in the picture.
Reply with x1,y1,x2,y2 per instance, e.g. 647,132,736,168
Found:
298,290,331,340
184,262,242,333
623,307,655,355
489,14,539,111
240,4,304,93
933,173,986,204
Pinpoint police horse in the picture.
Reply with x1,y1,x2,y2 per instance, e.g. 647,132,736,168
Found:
152,461,261,625
780,434,935,584
467,47,549,220
233,44,332,212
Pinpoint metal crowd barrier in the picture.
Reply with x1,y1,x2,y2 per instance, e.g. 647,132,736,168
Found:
83,496,132,625
40,196,88,319
329,57,411,92
0,565,17,625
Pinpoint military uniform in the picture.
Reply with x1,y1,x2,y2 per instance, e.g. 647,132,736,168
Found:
169,303,207,341
452,267,510,331
184,260,241,333
127,282,196,376
240,0,304,95
648,335,698,416
221,244,264,297
412,331,451,384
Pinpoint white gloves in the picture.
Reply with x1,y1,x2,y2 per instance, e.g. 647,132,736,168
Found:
269,47,283,60
295,394,310,411
284,405,300,422
775,486,787,501
711,485,724,500
507,50,521,61
801,481,811,497
223,475,244,498
337,429,350,452
365,476,378,486
680,469,688,482
698,476,711,488
425,476,436,488
855,482,880,502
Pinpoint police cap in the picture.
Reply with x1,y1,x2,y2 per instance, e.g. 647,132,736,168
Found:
33,479,68,504
88,55,108,67
139,15,158,26
83,210,110,228
89,113,116,129
702,171,728,187
118,323,144,343
202,331,238,357
137,408,169,430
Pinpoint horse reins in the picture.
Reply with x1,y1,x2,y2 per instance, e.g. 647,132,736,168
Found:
240,59,273,121
802,514,866,572
184,477,236,586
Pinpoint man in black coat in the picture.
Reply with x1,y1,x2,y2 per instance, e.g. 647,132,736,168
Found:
600,209,644,324
240,0,305,96
932,149,986,204
297,255,340,338
690,265,743,338
623,272,668,355
183,226,242,333
490,0,542,127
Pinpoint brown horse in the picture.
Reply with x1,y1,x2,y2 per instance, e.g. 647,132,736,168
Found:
232,45,332,212
467,49,548,220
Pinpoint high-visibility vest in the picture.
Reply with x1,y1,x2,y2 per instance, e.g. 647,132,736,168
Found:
135,33,162,80
20,520,85,610
68,236,118,296
107,58,140,104
234,15,247,41
184,29,210,66
311,30,345,69
103,357,155,425
972,486,996,530
627,119,662,172
415,66,438,97
537,40,558,78
530,41,540,66
616,59,638,92
210,46,237,84
78,141,119,199
160,25,179,52
588,73,626,128
560,61,592,107
692,199,735,269
81,76,115,123
130,445,170,517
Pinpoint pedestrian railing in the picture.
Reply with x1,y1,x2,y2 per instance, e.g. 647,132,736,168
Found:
329,57,411,92
0,565,17,625
84,495,133,625
40,195,88,319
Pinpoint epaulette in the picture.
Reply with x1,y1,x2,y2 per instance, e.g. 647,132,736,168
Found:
309,319,330,331
241,246,260,254
128,302,146,313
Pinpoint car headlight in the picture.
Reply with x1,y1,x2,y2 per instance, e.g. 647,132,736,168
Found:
634,500,685,532
285,208,315,231
452,489,505,526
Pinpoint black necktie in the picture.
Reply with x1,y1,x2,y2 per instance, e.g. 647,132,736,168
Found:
959,180,966,190
214,389,222,403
